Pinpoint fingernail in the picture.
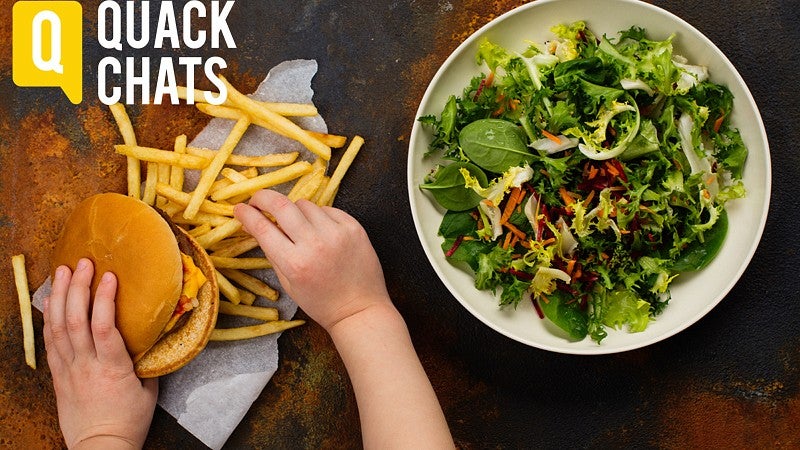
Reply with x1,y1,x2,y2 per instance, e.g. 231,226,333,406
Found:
77,259,89,271
100,272,115,284
55,266,68,279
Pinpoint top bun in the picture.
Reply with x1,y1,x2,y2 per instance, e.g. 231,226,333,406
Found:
51,193,183,361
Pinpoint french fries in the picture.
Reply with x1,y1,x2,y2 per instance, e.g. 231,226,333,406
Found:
220,75,332,160
210,161,312,201
219,268,279,301
108,103,141,199
12,255,36,369
210,320,305,341
210,256,272,270
106,76,365,341
184,117,251,219
187,147,299,168
115,145,210,169
218,302,279,322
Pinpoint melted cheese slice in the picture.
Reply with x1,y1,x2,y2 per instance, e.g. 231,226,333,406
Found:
162,252,208,334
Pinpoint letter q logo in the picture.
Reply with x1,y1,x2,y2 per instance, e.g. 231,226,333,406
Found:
13,1,83,104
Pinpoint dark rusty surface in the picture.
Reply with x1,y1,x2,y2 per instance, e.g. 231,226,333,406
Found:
1,0,798,448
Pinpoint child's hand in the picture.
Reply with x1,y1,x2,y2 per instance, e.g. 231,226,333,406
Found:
234,190,391,332
44,259,158,449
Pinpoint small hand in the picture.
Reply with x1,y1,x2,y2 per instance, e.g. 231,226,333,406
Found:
44,259,158,449
234,190,391,332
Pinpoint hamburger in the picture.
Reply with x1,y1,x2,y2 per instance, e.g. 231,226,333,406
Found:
51,192,219,378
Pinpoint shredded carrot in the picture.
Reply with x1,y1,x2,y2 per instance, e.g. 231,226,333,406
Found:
714,112,726,133
566,259,576,276
559,187,575,207
502,231,513,249
588,165,599,180
583,190,596,207
509,99,520,111
573,266,582,280
541,129,562,144
705,174,716,186
510,234,520,248
540,293,550,304
605,160,620,177
485,71,495,86
503,222,527,240
541,237,556,246
500,187,523,224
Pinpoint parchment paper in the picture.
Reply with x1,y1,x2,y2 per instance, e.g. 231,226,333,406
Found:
33,59,325,449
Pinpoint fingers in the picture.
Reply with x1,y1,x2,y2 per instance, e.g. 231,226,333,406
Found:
65,259,97,358
247,190,313,242
43,296,64,375
91,272,131,367
47,265,76,362
234,202,294,257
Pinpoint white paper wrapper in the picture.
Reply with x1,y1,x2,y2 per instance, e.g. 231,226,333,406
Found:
33,59,325,450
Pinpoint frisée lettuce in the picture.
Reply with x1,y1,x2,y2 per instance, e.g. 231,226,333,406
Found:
418,22,747,343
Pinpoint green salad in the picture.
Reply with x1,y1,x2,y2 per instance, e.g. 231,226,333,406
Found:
418,22,747,343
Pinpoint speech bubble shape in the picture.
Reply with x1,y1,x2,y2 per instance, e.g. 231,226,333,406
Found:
13,1,82,104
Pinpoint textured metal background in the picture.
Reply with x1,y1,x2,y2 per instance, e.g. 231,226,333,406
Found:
1,0,798,448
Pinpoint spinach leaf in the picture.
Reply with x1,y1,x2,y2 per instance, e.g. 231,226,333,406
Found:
538,291,589,341
458,119,531,173
438,210,478,238
670,209,728,272
420,162,487,211
441,237,493,272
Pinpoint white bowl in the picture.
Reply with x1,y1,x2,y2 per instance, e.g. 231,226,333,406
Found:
407,0,771,354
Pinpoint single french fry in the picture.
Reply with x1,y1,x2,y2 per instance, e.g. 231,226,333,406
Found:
157,183,235,216
218,302,279,322
160,201,184,217
317,136,364,206
156,163,171,207
219,268,279,301
307,131,347,148
288,167,325,202
311,176,330,204
206,235,251,252
220,167,249,183
176,86,225,105
210,256,272,270
115,145,210,169
170,134,187,191
210,236,260,258
11,255,35,369
184,117,251,219
186,88,318,116
215,269,241,305
210,161,312,201
109,103,141,199
187,222,212,237
238,289,257,306
221,76,331,160
194,218,242,249
142,162,158,205
210,320,305,341
186,147,298,168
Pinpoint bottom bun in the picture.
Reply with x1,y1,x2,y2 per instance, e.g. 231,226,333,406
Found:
134,222,219,378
